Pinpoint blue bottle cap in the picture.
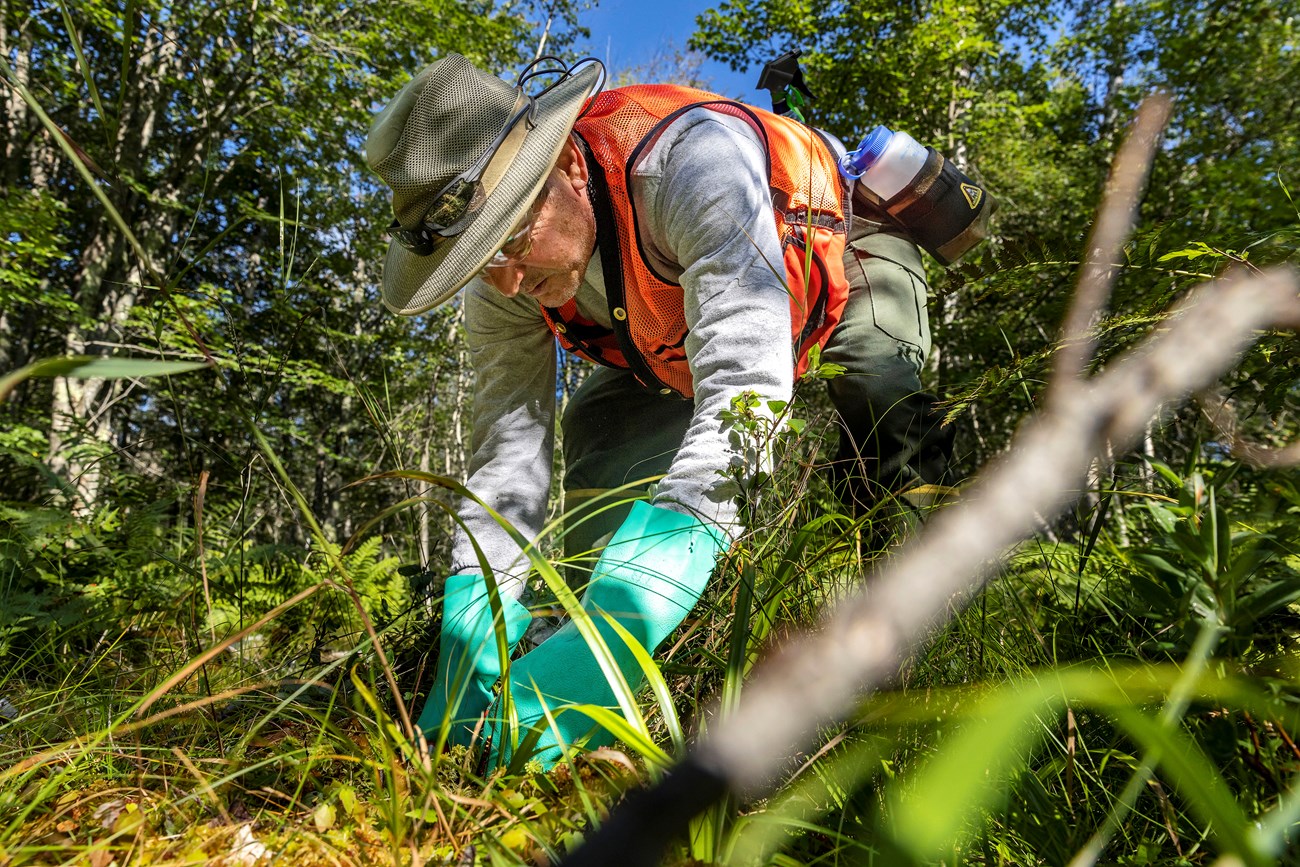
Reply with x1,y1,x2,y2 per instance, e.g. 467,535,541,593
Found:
839,125,893,179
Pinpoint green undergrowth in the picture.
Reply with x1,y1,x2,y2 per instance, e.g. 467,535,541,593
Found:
3,385,1299,865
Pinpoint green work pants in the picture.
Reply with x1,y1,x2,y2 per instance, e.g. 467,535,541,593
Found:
560,221,953,561
823,221,954,513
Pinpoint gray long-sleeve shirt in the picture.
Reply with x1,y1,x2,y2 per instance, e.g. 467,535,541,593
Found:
450,108,802,597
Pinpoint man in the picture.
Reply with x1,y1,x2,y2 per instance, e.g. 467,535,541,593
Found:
366,53,953,769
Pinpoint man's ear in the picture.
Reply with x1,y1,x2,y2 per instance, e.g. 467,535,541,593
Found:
554,135,589,191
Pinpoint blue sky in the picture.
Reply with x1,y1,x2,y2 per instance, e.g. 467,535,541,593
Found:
572,0,768,105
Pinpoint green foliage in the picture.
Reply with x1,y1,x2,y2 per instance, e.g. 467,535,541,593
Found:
1123,462,1300,654
0,188,71,306
0,498,186,660
692,0,1300,481
0,488,409,668
0,355,208,402
0,0,578,542
206,535,406,652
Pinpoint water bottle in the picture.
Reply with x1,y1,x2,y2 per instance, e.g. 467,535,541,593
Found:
837,124,996,265
839,125,929,201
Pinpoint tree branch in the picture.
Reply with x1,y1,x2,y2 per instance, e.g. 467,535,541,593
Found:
1051,93,1172,391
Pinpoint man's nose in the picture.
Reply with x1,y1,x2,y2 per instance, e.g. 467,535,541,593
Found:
483,264,524,297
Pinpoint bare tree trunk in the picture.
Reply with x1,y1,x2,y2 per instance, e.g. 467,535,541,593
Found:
443,304,470,480
1100,0,1127,148
418,422,432,565
947,64,973,172
47,224,115,510
42,13,186,511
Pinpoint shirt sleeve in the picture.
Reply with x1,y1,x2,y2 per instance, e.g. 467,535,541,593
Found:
450,281,557,599
632,111,795,535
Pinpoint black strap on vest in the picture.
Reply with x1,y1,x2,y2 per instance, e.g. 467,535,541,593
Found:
576,134,687,399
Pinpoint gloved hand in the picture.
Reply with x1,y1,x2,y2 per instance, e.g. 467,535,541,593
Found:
486,501,726,769
416,572,532,749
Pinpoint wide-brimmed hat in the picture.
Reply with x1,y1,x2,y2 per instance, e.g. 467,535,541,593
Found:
366,54,602,314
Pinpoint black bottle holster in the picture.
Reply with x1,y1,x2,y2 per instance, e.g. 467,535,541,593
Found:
852,147,996,265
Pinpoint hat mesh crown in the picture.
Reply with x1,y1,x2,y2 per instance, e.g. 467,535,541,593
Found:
378,56,522,228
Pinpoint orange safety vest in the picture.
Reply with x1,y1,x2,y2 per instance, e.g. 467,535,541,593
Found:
540,85,850,399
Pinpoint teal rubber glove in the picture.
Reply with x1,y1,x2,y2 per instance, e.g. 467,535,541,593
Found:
416,572,532,749
486,501,726,769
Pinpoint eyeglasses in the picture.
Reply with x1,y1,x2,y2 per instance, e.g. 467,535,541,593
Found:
387,96,536,256
483,189,546,270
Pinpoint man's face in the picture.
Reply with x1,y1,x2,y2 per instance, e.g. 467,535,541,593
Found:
479,140,595,309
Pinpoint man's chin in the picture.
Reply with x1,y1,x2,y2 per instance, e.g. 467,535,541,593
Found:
529,282,579,309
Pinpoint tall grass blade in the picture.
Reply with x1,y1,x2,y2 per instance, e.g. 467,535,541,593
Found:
600,611,685,757
887,676,1060,862
723,560,756,715
246,423,414,739
56,0,110,148
552,704,673,767
1250,781,1300,858
136,582,323,714
1069,619,1225,865
0,55,158,284
748,517,840,672
162,216,250,293
0,356,207,402
726,734,890,864
349,668,412,863
355,471,658,758
115,0,138,133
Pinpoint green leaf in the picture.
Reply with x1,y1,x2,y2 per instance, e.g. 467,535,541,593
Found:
0,356,207,402
56,0,109,147
1233,579,1300,627
313,801,336,832
600,612,685,759
1144,501,1178,534
558,704,674,767
815,362,847,379
1148,462,1184,490
1156,248,1208,262
337,785,358,818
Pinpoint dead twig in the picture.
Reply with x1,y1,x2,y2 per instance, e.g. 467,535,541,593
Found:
562,265,1300,867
